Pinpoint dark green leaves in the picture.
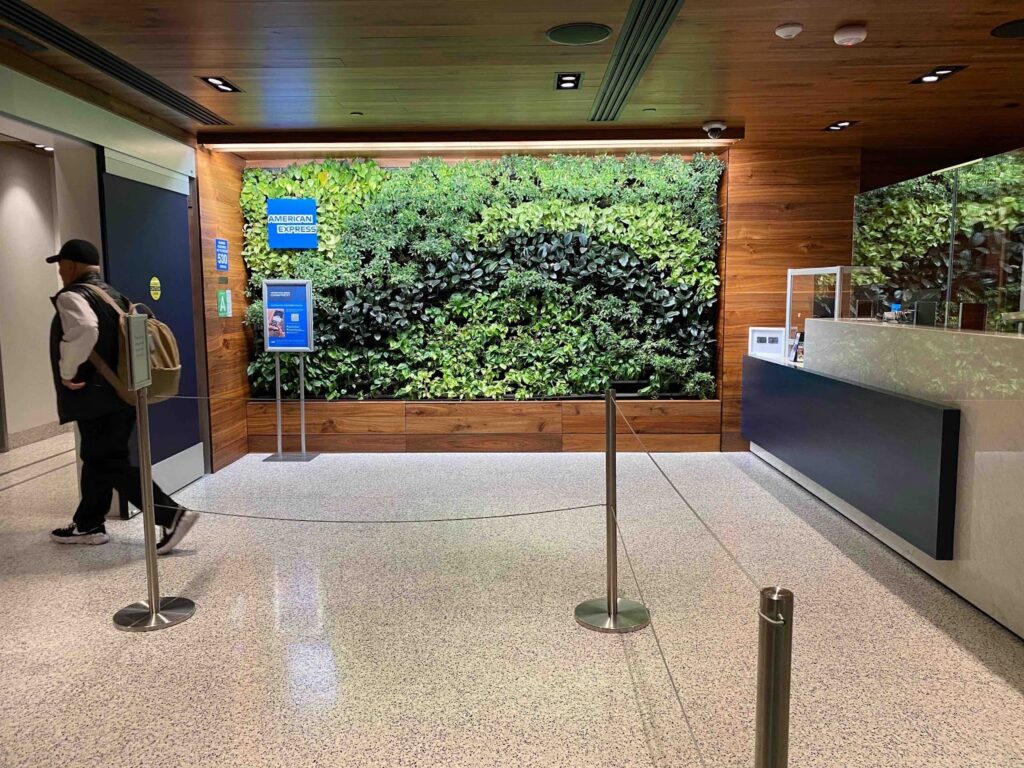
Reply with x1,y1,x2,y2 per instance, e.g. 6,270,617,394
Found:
241,153,725,399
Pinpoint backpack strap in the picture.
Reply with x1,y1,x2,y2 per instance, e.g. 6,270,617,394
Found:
77,282,130,316
75,284,136,403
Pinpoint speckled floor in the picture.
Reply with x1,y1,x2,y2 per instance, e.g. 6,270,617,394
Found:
1,443,1022,767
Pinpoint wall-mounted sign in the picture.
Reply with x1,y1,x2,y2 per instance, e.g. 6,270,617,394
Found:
263,279,314,352
149,276,162,301
267,198,318,250
215,238,229,271
217,289,232,318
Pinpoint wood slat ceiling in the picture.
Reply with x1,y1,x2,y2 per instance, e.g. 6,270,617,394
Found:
6,0,1024,155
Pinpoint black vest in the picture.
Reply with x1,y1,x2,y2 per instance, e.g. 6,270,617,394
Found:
49,273,131,424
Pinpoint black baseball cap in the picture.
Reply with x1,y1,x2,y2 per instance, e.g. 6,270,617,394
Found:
46,239,100,266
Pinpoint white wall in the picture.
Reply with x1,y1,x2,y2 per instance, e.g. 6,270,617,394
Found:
0,144,61,436
53,147,102,245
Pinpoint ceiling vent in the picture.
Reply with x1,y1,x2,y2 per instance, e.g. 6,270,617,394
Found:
589,0,686,122
0,0,230,126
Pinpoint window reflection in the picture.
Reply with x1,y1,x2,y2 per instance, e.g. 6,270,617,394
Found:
854,148,1024,333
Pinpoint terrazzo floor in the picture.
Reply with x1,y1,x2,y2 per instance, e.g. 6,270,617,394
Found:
1,441,1022,767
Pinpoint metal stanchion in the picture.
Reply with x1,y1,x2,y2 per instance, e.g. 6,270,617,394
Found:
264,352,318,462
112,384,196,632
755,587,794,768
574,388,651,633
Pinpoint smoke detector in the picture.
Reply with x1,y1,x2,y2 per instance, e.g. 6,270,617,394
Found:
834,24,867,47
774,23,804,40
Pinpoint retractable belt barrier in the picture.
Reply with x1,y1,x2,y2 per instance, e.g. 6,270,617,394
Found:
100,381,795,766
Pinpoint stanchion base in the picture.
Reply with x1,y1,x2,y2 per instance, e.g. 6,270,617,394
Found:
574,597,651,633
263,453,320,463
113,597,196,632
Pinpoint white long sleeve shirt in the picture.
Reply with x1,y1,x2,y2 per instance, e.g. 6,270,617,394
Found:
55,291,100,381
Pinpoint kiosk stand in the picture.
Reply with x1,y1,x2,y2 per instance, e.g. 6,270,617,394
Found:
262,279,318,463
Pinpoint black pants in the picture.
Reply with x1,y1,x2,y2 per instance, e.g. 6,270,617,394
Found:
73,409,180,531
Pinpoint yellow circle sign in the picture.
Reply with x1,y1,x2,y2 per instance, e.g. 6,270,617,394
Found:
149,277,162,300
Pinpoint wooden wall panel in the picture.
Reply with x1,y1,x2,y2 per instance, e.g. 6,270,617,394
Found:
561,434,721,453
246,399,724,454
406,402,561,434
249,434,406,453
406,433,562,453
197,148,250,470
562,401,721,434
247,401,405,435
719,147,861,451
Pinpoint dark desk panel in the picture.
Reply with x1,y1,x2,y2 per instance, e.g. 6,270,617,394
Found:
741,355,960,559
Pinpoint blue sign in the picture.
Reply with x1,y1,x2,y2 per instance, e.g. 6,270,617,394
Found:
263,280,314,352
215,238,229,271
267,198,318,250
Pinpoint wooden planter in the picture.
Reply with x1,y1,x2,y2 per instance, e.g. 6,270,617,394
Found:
246,399,722,453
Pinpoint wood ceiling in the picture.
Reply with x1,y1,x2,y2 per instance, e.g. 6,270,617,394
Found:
3,0,1024,157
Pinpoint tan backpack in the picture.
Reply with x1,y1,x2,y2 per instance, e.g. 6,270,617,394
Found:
81,284,181,404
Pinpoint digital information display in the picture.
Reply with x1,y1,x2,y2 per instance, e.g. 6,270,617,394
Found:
263,280,314,353
267,198,318,250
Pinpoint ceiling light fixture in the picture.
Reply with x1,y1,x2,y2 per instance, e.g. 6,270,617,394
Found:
43,146,54,151
546,22,612,46
199,76,242,92
910,66,966,85
555,73,582,90
834,23,868,46
774,22,804,40
202,137,739,155
34,143,45,148
824,120,859,132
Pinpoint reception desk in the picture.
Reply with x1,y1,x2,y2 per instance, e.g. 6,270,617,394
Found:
744,319,1024,638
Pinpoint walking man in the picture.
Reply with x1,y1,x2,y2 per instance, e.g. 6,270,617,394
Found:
46,239,198,553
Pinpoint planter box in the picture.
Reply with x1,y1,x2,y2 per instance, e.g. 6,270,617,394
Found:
246,399,722,453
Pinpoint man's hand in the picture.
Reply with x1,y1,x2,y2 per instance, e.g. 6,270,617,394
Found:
62,379,86,390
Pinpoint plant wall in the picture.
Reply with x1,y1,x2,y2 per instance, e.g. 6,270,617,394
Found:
240,154,725,400
854,149,1023,328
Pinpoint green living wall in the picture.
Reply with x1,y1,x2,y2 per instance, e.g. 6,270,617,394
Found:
241,154,725,400
854,149,1023,328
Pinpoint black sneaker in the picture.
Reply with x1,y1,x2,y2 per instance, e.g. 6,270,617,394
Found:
156,509,199,555
51,522,110,546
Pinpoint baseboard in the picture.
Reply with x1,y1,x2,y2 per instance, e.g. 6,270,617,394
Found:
6,421,72,450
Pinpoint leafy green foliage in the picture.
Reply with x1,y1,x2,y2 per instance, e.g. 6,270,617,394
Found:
854,151,1023,327
241,154,725,399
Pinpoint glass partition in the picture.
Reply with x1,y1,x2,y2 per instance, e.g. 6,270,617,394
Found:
853,147,1024,333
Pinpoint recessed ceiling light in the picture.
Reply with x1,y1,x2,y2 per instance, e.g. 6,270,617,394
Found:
910,66,966,85
555,73,582,90
199,76,242,92
350,111,364,116
824,120,859,132
991,18,1024,38
43,146,54,151
546,23,612,46
34,143,45,148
